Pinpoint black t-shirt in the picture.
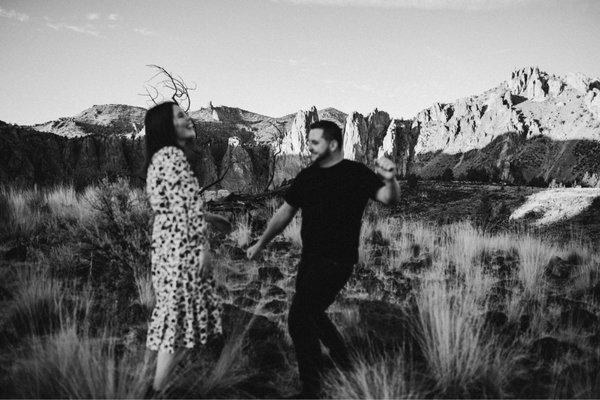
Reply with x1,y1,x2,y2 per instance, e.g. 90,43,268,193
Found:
283,159,385,264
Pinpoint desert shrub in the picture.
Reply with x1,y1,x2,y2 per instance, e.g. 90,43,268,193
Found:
581,172,600,188
406,173,419,189
474,194,494,231
527,176,547,188
0,188,11,226
440,168,454,182
461,167,490,183
78,178,152,325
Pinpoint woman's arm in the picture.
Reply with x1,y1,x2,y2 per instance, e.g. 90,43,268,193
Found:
205,212,232,234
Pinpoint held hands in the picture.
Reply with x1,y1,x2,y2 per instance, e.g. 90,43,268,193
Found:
246,241,264,260
375,157,397,181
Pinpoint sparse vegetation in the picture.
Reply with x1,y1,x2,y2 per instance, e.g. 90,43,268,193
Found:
1,179,600,398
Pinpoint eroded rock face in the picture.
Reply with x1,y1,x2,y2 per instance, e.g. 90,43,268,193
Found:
343,112,368,162
412,67,600,182
377,119,419,176
220,137,255,193
6,67,600,190
343,109,390,164
280,106,319,156
272,107,319,187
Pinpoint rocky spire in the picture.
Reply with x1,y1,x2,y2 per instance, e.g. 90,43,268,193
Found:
343,109,390,163
280,106,319,156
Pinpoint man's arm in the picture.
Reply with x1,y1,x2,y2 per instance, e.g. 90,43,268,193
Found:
246,201,298,260
374,157,400,205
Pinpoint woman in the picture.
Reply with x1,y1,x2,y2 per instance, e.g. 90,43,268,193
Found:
144,101,231,394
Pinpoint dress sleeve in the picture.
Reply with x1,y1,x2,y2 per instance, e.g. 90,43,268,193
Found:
151,146,188,213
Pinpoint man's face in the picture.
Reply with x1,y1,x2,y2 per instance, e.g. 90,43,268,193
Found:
308,128,332,163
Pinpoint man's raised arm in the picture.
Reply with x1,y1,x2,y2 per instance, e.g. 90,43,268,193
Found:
246,201,298,260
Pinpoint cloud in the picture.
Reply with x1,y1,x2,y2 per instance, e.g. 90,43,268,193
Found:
133,28,157,36
269,0,570,11
108,13,119,21
86,13,100,20
0,6,29,21
46,22,102,37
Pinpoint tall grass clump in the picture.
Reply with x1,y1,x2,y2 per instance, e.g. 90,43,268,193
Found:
170,312,260,398
0,186,47,240
516,234,557,295
46,185,98,222
323,352,424,399
9,322,151,399
282,212,302,248
414,279,507,397
229,212,252,248
7,265,65,337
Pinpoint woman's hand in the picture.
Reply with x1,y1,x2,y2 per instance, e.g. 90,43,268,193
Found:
205,213,232,234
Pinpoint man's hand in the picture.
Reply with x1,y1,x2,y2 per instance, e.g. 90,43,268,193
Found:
375,157,397,181
246,242,264,260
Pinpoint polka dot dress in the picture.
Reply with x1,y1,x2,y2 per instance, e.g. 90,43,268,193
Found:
145,146,222,353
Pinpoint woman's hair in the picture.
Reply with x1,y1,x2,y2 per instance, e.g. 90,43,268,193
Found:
144,101,180,173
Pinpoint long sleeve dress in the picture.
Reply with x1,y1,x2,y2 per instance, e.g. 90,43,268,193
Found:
145,145,222,353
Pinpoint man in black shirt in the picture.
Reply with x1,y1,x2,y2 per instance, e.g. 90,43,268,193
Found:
247,120,400,398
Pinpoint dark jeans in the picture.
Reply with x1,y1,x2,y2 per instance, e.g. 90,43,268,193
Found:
288,254,354,394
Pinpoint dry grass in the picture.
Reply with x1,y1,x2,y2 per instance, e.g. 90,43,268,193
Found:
8,265,65,337
10,322,152,399
2,181,600,398
229,212,252,248
0,185,99,240
282,212,302,248
414,279,502,394
323,351,424,399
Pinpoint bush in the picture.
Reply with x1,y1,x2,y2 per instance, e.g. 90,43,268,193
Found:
406,173,419,189
78,178,152,325
528,176,547,188
461,167,490,183
440,168,454,182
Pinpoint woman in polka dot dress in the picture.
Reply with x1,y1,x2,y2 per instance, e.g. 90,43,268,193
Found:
144,101,230,393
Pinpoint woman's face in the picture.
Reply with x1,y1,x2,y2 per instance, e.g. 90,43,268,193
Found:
172,105,195,141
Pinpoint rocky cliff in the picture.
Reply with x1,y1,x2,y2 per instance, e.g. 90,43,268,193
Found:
411,67,600,183
3,67,600,191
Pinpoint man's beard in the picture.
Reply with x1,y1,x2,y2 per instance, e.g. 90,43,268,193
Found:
311,148,332,165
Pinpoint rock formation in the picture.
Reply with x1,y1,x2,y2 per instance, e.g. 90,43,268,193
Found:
343,109,390,164
3,67,600,190
411,67,600,183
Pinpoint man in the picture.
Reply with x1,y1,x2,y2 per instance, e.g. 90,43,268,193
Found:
246,120,400,398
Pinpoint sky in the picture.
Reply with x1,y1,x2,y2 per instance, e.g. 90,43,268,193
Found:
1,0,599,125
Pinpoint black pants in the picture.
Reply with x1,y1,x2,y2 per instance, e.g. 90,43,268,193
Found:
288,254,354,394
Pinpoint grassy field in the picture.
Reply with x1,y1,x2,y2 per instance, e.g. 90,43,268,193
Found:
1,179,599,398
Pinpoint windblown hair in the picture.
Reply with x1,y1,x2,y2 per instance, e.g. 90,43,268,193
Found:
309,120,343,149
144,101,181,174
